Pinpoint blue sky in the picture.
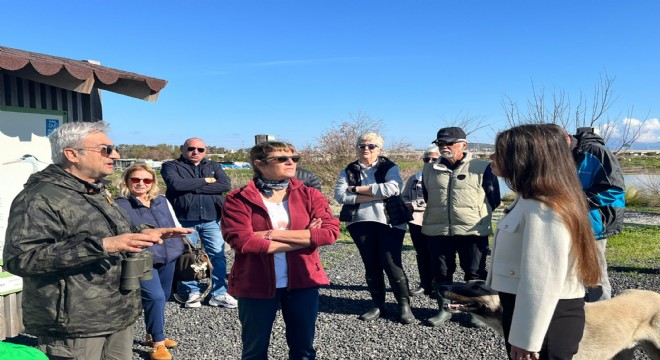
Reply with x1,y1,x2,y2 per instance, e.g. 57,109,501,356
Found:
3,1,660,150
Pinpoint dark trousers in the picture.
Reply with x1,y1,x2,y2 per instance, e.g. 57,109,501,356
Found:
500,292,584,360
238,287,319,360
348,222,407,297
428,234,489,284
140,261,175,343
408,224,433,292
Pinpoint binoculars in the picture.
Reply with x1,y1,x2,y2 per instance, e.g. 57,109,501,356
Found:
120,250,153,291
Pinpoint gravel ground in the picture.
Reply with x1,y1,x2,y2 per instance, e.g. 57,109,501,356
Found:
8,235,659,359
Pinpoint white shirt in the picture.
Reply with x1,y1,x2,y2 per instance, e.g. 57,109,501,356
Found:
264,199,290,288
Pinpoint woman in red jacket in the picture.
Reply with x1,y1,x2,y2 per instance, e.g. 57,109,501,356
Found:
221,141,340,360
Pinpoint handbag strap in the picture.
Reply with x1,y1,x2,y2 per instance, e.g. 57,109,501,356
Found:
181,235,195,251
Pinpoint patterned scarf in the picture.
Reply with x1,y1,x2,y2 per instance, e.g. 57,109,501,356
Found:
255,177,290,198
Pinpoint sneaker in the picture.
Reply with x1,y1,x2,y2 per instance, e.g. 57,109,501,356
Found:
208,293,238,308
184,292,203,308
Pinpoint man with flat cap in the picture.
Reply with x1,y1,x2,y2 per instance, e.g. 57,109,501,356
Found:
421,127,501,327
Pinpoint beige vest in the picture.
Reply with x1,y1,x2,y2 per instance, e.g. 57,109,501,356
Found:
421,152,494,236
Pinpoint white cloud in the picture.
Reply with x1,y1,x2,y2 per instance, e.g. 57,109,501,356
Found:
600,117,660,146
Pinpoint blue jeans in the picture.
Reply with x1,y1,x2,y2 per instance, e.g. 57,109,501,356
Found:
140,261,175,342
179,220,228,298
238,287,319,360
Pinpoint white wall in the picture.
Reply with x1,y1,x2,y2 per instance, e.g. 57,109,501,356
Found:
0,107,63,257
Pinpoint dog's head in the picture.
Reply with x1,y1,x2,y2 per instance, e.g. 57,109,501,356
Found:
439,280,504,334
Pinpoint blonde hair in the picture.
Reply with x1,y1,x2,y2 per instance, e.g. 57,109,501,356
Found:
119,164,160,200
356,132,384,149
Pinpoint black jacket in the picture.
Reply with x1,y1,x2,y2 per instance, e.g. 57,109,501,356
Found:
161,156,231,221
295,168,322,191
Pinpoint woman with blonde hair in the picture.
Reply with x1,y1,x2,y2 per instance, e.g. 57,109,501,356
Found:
489,124,600,360
334,132,414,324
116,164,185,360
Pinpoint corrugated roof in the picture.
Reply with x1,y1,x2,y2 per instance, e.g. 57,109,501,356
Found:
0,45,167,102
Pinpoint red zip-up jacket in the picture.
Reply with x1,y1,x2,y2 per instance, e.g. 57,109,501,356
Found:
221,177,340,298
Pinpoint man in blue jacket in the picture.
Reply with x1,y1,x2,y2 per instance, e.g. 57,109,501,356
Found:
571,127,626,302
161,138,236,308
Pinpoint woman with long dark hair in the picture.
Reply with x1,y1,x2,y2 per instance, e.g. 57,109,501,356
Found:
489,124,600,360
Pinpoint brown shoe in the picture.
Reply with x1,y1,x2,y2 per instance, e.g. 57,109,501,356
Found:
150,345,172,360
143,336,177,348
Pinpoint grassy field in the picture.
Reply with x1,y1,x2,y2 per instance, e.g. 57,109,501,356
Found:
619,155,660,174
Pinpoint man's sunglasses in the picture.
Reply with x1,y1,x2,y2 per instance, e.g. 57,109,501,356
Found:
422,157,438,163
264,156,301,163
433,140,463,147
357,144,378,150
75,145,120,156
130,177,154,185
187,147,206,153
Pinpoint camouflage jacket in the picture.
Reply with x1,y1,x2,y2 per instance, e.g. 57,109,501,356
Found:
3,164,143,337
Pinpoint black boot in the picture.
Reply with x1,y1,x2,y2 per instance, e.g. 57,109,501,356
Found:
409,286,425,297
424,281,451,327
360,276,386,321
392,278,415,324
359,307,382,321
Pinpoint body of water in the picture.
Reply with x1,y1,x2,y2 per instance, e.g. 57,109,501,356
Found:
498,174,658,196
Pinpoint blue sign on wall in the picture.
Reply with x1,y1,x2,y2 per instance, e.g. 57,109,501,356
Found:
45,119,60,136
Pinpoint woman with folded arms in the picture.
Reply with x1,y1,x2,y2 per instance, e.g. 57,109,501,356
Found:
334,132,414,324
222,141,339,360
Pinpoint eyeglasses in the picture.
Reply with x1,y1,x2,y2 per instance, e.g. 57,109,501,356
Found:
264,156,301,163
187,147,206,153
130,177,154,185
357,144,378,150
422,157,438,163
74,145,120,156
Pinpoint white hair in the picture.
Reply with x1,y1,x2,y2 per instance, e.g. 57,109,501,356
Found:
49,121,110,164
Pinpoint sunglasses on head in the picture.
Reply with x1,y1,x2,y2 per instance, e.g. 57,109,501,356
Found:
422,157,438,163
264,156,301,163
75,144,120,156
187,147,206,153
130,177,153,185
357,144,378,150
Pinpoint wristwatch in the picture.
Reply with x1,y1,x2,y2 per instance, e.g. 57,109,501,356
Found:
351,186,357,193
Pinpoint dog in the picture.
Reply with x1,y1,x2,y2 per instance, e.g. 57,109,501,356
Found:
440,280,660,360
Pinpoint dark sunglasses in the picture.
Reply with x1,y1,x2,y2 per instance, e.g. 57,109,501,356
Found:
130,177,154,185
357,144,378,150
187,147,206,153
422,157,438,163
264,156,301,163
75,144,120,156
433,140,463,147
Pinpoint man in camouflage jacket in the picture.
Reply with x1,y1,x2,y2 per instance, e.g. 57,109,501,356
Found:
3,121,191,360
